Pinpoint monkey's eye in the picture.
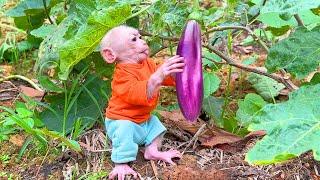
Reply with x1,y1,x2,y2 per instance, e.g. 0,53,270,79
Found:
132,37,137,42
139,36,142,39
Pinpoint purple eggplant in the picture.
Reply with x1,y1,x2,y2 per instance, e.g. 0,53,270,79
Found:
176,20,203,122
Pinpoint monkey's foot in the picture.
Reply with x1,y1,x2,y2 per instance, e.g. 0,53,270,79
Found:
108,163,137,180
144,148,182,165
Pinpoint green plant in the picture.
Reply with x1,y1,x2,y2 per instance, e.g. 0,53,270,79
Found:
0,154,11,164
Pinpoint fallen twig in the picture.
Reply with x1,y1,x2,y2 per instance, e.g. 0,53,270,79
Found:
182,124,207,155
150,160,159,180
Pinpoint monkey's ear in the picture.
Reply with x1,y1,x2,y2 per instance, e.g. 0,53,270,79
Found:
101,48,117,63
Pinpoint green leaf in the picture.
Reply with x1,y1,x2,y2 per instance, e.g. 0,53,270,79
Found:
260,0,320,17
40,74,111,133
16,108,33,117
247,72,285,102
242,57,256,65
58,4,132,80
38,76,64,92
203,71,220,99
7,0,61,30
35,13,76,74
266,26,320,79
202,96,225,127
301,72,320,86
17,41,33,52
30,25,56,39
265,25,291,36
241,29,273,46
4,117,16,126
202,51,223,70
246,84,320,164
41,128,81,151
81,52,115,78
24,118,34,128
236,93,267,127
258,10,320,28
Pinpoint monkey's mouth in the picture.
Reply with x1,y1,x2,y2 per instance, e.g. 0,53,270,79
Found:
141,49,149,56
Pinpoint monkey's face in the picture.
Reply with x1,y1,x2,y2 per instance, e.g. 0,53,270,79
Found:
114,28,150,64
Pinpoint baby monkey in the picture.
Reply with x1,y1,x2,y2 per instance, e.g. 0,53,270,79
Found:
100,25,185,180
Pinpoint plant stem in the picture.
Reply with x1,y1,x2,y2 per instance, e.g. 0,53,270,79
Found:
221,30,232,121
129,1,159,21
208,25,269,52
139,30,179,41
294,14,304,26
0,75,43,91
204,44,298,91
42,0,54,24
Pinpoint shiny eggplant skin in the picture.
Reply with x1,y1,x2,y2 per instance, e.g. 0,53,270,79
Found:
176,20,203,122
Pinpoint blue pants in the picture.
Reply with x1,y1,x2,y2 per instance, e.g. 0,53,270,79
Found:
105,115,166,163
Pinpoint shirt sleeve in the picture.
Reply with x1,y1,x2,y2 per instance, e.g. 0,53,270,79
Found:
113,75,155,106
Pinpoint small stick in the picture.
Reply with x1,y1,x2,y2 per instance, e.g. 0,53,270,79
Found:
314,165,319,176
182,124,207,155
220,150,224,163
150,160,159,180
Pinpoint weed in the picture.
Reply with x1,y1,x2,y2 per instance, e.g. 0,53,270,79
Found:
0,154,10,163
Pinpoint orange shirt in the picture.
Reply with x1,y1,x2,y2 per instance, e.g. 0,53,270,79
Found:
106,58,175,123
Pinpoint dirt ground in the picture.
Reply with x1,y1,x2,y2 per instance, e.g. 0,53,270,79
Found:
0,118,320,180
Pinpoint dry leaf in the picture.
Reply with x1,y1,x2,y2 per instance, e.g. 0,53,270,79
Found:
9,134,25,146
158,110,242,147
0,65,13,76
19,85,45,102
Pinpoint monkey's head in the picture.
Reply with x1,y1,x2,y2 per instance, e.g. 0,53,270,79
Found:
100,25,150,64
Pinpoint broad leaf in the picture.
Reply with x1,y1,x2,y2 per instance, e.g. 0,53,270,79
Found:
30,25,56,39
236,93,267,127
37,76,64,92
7,0,61,30
260,0,320,16
40,74,111,133
258,10,320,28
203,71,220,99
246,84,320,164
35,13,76,74
266,26,320,79
58,4,132,80
247,71,285,102
301,73,320,86
202,96,225,127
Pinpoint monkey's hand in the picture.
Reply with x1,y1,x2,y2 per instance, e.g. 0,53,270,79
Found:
147,55,184,99
153,55,185,84
108,163,138,180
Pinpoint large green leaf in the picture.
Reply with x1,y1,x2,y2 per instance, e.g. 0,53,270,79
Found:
6,0,61,30
35,13,76,74
150,0,190,35
258,10,320,28
58,4,132,80
203,71,220,99
247,71,285,102
202,96,225,127
236,93,267,127
246,84,320,164
266,26,320,79
260,0,320,17
39,74,111,133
